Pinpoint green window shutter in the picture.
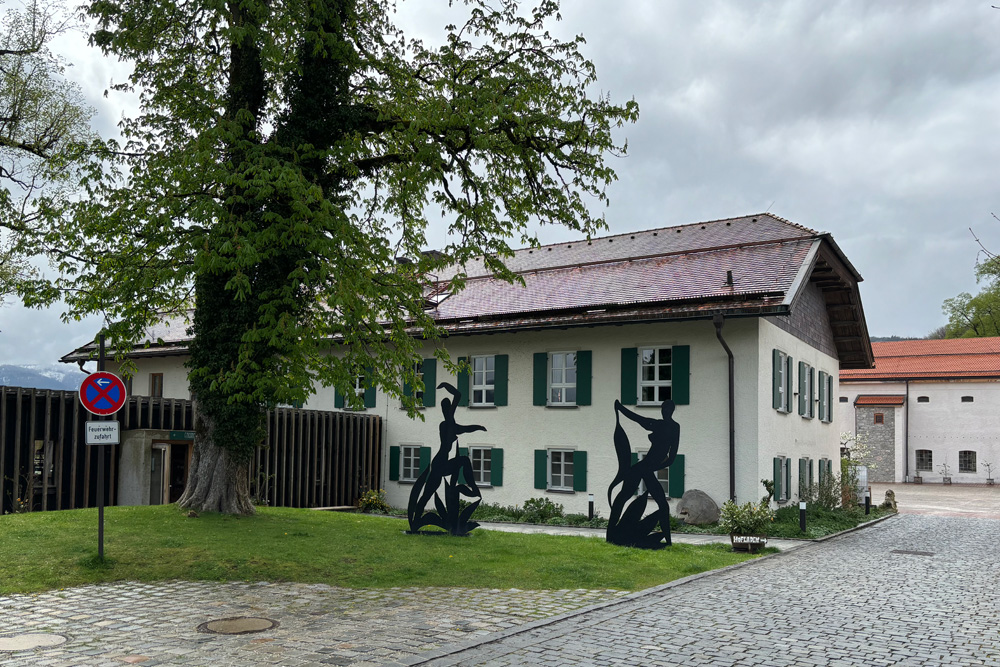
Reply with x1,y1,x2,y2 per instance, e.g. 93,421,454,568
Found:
671,345,690,405
457,357,469,407
668,454,685,498
826,374,834,422
533,352,548,406
389,446,400,481
363,367,376,408
573,450,588,492
772,349,782,410
818,459,825,485
621,347,638,405
422,358,437,408
799,458,807,495
492,448,504,487
818,371,827,422
334,390,344,409
576,350,592,406
419,447,431,474
784,457,791,499
494,354,509,406
809,458,815,487
457,447,469,485
827,459,834,480
773,457,782,501
534,450,547,489
785,356,794,412
798,362,806,416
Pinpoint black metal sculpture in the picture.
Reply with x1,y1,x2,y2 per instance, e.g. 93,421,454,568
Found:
407,382,486,536
606,400,680,549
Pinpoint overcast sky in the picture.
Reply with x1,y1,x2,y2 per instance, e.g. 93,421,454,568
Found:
3,0,1000,368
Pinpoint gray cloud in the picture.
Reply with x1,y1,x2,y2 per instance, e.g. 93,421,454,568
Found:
4,0,1000,367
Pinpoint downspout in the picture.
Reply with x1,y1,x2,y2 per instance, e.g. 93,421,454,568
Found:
713,314,736,501
904,380,910,482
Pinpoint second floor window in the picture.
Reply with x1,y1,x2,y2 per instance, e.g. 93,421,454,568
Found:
639,347,672,404
549,352,577,405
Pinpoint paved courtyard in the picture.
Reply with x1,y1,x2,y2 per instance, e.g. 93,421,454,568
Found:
871,481,1000,519
2,513,999,666
394,513,1000,666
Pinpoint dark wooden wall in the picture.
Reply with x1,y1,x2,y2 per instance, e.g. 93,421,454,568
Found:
0,386,381,514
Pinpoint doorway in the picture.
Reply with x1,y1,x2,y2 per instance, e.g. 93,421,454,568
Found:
150,441,191,505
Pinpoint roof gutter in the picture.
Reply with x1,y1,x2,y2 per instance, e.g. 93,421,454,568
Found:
713,314,736,502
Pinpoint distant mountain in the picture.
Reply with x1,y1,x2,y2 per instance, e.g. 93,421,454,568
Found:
0,364,85,391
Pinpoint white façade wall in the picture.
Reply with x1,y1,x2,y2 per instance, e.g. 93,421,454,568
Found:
757,319,842,505
115,356,192,401
379,319,753,516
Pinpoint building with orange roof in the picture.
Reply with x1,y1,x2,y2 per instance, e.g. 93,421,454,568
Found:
838,338,1000,484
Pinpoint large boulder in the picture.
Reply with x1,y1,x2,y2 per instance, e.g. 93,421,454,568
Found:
676,489,720,525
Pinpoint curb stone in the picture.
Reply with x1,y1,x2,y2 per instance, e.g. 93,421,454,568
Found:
387,512,900,667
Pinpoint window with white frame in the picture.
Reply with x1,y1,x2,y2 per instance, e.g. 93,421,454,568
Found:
470,446,492,486
780,456,790,501
471,355,495,406
403,361,423,405
916,449,933,472
774,350,792,413
401,445,421,481
959,450,977,473
352,373,365,399
549,449,574,491
637,451,669,496
549,352,577,405
638,347,672,404
807,366,816,418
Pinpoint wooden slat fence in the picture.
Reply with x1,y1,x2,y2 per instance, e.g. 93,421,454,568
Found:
0,386,381,514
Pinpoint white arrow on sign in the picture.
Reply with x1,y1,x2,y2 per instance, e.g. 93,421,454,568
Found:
96,378,110,387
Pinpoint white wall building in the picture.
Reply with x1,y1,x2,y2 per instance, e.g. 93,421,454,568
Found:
839,338,1000,484
65,213,874,513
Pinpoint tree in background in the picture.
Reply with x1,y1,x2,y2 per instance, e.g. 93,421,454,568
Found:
942,226,1000,338
0,0,93,301
26,0,638,513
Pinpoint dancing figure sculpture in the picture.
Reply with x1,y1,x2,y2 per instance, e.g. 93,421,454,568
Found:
606,399,680,549
407,382,486,535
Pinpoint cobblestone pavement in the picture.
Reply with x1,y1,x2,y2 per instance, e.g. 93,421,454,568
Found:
0,583,628,666
395,514,1000,667
871,482,1000,519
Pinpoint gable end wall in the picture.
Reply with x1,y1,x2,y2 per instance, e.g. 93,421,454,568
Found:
766,280,837,358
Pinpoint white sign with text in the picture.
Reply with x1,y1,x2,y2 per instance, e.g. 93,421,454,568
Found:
86,421,120,445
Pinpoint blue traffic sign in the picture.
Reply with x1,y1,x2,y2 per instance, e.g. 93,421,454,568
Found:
79,372,128,416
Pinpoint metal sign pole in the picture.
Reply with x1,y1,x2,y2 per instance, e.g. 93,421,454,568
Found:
98,334,106,560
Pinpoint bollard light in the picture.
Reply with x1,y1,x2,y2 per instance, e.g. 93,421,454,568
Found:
799,501,807,533
588,493,595,520
864,489,871,515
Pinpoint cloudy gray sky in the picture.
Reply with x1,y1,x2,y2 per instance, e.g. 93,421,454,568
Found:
3,0,1000,367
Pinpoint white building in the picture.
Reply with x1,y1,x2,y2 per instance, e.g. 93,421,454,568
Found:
838,338,1000,484
65,213,874,513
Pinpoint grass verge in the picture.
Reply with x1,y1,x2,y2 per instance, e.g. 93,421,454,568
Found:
0,505,764,595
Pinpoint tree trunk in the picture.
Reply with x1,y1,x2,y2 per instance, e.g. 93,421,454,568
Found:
177,407,256,515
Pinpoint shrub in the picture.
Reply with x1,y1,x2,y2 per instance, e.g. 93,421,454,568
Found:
357,489,392,514
521,497,564,523
718,499,775,536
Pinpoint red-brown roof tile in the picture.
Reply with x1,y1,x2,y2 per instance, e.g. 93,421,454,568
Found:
854,395,906,406
841,338,1000,381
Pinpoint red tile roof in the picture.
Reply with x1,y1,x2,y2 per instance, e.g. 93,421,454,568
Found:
841,338,1000,381
854,395,906,406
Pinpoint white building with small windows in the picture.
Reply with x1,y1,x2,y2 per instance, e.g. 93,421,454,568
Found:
65,214,874,513
838,338,1000,484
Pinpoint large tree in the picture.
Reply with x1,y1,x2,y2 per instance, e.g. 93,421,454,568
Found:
34,0,638,513
0,0,93,301
942,256,1000,338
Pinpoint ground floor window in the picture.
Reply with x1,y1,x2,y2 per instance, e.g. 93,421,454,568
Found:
959,450,977,473
401,445,421,481
549,450,574,491
471,447,492,486
637,451,669,496
915,449,933,472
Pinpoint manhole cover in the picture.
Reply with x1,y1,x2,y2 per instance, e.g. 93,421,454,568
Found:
197,617,279,635
0,633,68,651
891,549,935,557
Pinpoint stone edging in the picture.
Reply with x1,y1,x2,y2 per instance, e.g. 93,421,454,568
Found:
388,512,900,667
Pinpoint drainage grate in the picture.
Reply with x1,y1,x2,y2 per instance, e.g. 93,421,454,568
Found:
197,617,279,635
891,549,935,557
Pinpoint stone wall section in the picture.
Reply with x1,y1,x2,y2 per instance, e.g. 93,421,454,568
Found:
767,280,838,358
856,405,896,482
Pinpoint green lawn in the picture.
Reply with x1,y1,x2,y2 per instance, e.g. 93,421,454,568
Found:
0,505,764,595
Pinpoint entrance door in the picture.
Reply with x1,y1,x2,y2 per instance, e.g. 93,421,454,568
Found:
150,445,167,505
167,443,190,503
